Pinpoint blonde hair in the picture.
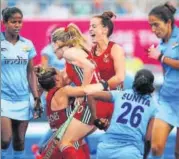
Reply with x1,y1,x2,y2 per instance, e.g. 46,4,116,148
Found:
51,23,87,49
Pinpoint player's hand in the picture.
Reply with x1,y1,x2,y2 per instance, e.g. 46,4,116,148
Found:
94,118,109,130
33,97,44,119
74,97,85,106
147,45,161,60
34,65,45,77
118,81,124,90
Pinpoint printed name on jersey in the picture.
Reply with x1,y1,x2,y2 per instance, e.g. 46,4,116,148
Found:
2,55,28,65
122,92,150,107
48,112,60,123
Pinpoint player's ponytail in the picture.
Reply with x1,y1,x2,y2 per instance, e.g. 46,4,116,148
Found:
132,69,155,95
64,23,87,48
51,23,87,50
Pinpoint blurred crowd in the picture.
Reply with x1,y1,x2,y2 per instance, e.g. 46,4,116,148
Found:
2,0,179,19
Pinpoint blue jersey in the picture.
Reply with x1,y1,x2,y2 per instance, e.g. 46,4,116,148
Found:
158,25,179,101
102,89,157,154
1,32,36,101
41,44,65,70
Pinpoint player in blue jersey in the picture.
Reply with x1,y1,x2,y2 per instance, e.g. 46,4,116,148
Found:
1,7,42,159
88,69,157,159
147,2,179,159
41,24,66,70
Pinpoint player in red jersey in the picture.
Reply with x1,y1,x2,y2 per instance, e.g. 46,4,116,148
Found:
36,67,106,159
51,23,99,86
89,11,126,124
34,23,100,159
51,23,103,124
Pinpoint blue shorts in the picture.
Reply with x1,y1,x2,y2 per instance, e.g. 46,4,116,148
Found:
1,95,34,120
156,100,179,127
96,141,143,159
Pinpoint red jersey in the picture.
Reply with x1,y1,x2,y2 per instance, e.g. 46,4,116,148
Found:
46,87,93,130
91,41,117,119
65,51,101,86
91,41,115,81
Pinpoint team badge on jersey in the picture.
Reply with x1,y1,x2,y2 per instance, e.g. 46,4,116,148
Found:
22,46,32,52
172,42,179,49
103,54,110,63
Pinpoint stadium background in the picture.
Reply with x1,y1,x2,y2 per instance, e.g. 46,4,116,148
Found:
1,0,178,158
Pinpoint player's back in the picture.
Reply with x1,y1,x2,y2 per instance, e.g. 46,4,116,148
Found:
102,89,157,153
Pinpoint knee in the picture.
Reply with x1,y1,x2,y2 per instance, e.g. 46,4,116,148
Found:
13,139,25,151
1,137,11,149
151,143,165,156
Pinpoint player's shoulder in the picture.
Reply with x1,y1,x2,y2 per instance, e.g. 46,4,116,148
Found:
111,42,125,55
41,44,53,55
65,47,87,59
110,89,128,99
20,36,32,44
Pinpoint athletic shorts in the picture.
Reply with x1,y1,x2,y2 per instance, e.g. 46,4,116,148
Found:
77,143,90,159
97,141,143,159
47,143,90,159
156,100,179,127
1,98,33,120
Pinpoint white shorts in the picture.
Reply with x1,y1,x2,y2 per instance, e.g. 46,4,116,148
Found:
156,100,179,127
1,97,34,120
97,141,143,159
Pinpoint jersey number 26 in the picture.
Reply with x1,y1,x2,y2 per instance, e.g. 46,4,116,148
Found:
116,102,144,128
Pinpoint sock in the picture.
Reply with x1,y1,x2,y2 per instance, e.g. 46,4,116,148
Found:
13,150,25,159
61,146,77,159
151,155,164,159
1,149,8,159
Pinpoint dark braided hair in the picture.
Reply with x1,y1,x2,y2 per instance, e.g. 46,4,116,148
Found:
2,7,23,22
37,67,57,91
149,2,176,27
132,69,155,95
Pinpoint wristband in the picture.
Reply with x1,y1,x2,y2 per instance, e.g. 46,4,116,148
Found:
158,53,164,62
99,80,109,91
161,55,165,63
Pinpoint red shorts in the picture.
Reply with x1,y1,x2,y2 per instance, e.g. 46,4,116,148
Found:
77,143,90,159
96,101,114,120
47,143,90,159
49,146,63,159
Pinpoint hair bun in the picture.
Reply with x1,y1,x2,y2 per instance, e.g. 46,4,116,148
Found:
164,2,176,14
102,11,116,19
